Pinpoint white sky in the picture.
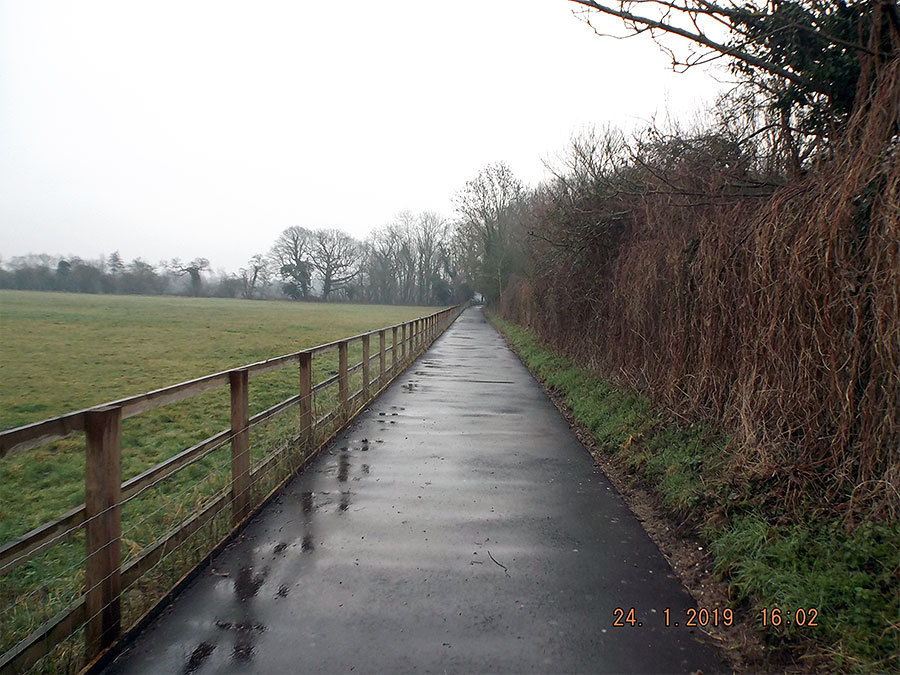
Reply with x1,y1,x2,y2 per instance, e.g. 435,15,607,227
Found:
0,0,727,273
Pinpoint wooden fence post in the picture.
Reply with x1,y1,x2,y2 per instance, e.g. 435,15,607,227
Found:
379,330,386,384
84,405,123,659
392,326,398,372
230,369,250,527
299,352,312,450
338,341,348,418
401,324,407,361
362,334,370,399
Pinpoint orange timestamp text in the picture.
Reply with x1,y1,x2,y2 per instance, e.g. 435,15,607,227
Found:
612,607,734,628
760,607,819,627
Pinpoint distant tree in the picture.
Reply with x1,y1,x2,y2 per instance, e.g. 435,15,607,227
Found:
310,229,361,300
429,274,452,305
239,253,271,299
212,272,242,298
392,212,418,304
270,226,313,300
171,257,210,296
454,162,526,303
56,259,71,279
454,280,476,304
365,226,402,304
119,258,162,294
107,251,125,275
3,256,55,290
414,212,446,305
68,260,104,293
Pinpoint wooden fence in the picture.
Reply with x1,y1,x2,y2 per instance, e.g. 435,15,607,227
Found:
0,305,463,673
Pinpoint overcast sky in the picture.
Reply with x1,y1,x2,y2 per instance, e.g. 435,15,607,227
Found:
0,1,726,273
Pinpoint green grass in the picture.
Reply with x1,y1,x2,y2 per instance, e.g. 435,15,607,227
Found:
0,290,438,668
490,313,900,672
712,517,900,670
0,291,432,531
0,290,432,430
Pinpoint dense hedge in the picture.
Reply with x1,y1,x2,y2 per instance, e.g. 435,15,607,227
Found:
501,59,900,520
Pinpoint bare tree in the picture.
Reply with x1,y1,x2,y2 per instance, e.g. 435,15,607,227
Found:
414,212,446,305
239,253,270,299
270,226,313,299
568,0,899,154
446,224,480,301
310,229,361,300
361,213,455,305
393,213,418,304
454,162,526,302
170,257,210,296
365,226,401,303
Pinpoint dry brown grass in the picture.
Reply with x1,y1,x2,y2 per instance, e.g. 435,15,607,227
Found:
502,57,900,521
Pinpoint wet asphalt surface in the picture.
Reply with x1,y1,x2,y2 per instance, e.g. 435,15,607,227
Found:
105,308,725,674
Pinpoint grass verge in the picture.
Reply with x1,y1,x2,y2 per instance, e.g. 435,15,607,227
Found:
490,313,899,672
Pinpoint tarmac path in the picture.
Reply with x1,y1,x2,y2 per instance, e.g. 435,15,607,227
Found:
105,307,725,674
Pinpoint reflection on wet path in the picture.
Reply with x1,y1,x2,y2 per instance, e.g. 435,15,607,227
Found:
337,448,349,482
108,308,724,675
175,427,388,674
234,565,265,603
182,642,213,674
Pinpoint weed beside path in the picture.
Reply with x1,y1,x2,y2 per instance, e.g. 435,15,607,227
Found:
490,313,899,673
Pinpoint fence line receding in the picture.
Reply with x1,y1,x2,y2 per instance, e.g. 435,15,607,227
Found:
0,305,463,674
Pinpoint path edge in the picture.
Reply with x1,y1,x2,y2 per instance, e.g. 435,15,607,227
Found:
484,309,765,673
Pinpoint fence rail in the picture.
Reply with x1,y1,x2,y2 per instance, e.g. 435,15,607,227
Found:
0,304,463,674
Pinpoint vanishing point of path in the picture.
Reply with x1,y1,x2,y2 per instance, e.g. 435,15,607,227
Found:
106,308,725,674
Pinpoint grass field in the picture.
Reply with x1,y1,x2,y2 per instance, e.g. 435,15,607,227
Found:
0,290,438,669
0,290,434,430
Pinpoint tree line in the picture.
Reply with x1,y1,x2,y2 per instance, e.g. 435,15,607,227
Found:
6,0,893,311
0,184,523,306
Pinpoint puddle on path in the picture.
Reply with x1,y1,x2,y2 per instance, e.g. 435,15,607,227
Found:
183,642,214,674
234,567,266,602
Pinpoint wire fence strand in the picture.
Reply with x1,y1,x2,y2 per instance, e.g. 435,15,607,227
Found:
0,307,462,674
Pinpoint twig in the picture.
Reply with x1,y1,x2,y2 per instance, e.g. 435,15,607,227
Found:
487,550,510,577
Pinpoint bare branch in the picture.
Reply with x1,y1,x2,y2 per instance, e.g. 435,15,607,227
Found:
568,0,831,94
